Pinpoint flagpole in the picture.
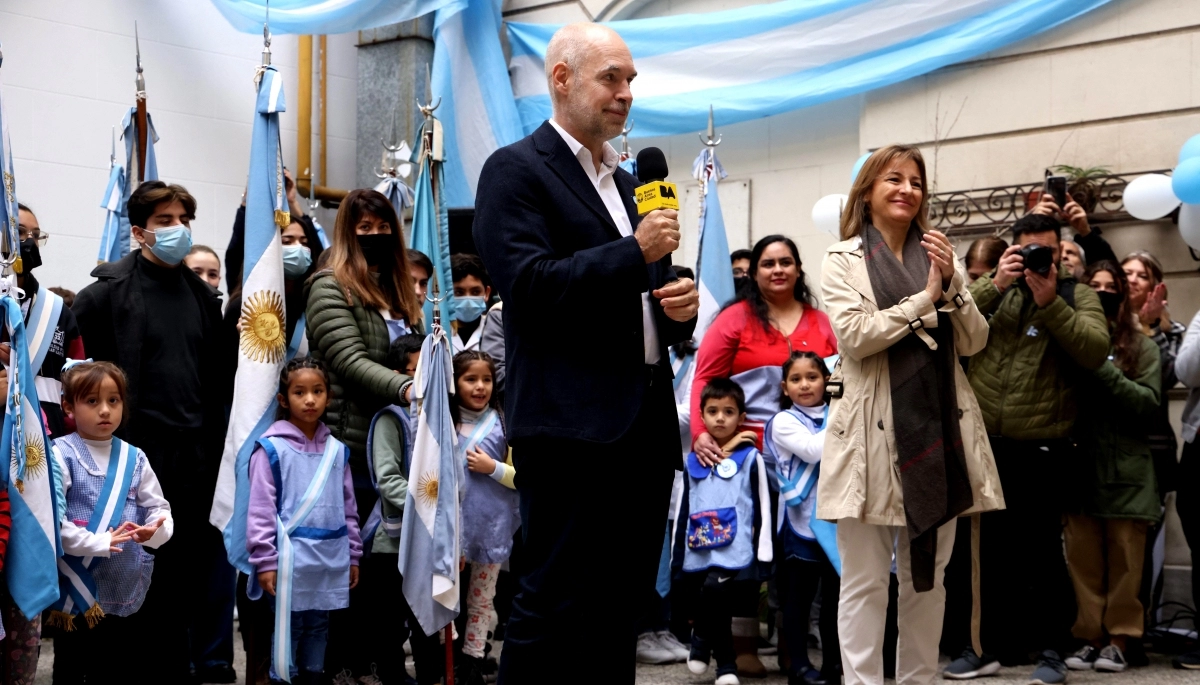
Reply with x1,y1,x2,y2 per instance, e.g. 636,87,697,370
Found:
694,105,722,284
134,22,148,184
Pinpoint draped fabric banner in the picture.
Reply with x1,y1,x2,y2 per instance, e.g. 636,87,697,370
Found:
508,0,1113,138
213,0,456,34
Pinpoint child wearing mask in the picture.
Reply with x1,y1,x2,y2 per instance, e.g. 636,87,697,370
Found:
682,378,772,685
450,254,494,354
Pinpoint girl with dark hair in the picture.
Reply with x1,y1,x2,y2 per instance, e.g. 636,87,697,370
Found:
247,357,361,685
1062,261,1161,674
450,350,518,685
303,188,420,679
688,234,836,676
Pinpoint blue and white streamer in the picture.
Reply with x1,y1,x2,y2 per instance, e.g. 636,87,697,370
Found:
508,0,1113,137
213,0,456,35
211,64,291,575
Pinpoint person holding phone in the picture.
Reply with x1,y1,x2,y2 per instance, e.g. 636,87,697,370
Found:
1030,182,1117,268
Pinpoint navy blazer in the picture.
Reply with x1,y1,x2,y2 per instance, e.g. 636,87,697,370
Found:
473,121,696,444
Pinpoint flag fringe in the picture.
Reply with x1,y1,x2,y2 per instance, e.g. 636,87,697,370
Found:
46,604,106,632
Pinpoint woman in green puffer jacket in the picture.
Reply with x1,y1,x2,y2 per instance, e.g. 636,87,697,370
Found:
304,189,423,512
1064,260,1161,674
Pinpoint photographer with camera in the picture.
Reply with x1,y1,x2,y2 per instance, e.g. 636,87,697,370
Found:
942,214,1109,685
1029,192,1117,273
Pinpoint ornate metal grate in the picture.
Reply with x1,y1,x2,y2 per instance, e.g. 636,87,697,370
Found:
928,170,1172,238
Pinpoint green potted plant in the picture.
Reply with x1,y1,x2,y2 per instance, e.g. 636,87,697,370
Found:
1052,164,1111,212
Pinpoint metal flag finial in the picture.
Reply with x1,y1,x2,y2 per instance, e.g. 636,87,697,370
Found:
699,104,721,147
261,0,272,66
417,62,440,118
134,21,146,98
620,120,634,160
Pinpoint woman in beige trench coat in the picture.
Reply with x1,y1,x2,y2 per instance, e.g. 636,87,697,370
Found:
818,145,1005,685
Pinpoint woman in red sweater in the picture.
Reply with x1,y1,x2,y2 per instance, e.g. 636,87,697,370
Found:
691,234,838,461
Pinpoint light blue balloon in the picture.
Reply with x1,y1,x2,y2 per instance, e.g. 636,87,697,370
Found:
850,152,872,186
1173,157,1200,204
1181,134,1200,163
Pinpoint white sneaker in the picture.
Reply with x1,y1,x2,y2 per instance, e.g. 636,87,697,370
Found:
655,631,690,661
688,659,710,675
715,674,740,685
636,632,676,664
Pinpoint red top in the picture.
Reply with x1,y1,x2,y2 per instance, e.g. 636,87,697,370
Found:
689,300,838,443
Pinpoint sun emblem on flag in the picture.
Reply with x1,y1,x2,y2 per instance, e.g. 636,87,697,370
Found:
239,290,286,363
416,470,439,506
23,432,47,481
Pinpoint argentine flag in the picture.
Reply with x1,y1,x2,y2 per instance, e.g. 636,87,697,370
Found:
398,325,461,636
211,64,295,573
100,108,159,263
692,147,735,343
410,128,455,327
97,161,126,264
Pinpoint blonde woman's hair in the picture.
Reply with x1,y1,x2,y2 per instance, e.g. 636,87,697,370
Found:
839,144,932,241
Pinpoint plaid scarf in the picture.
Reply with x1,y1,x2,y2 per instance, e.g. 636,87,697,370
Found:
863,225,973,592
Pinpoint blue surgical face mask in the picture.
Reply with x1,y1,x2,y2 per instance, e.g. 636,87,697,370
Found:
282,244,312,278
145,224,193,266
453,295,488,323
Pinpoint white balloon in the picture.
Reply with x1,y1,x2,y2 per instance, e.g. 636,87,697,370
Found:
1123,173,1181,220
1179,202,1200,250
812,194,849,237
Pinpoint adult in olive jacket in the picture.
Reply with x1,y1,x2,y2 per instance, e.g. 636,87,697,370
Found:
303,190,422,498
944,213,1109,681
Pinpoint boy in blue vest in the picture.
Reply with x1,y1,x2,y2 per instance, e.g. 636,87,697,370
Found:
682,378,773,685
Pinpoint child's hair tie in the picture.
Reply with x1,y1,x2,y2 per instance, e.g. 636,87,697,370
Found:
61,358,94,373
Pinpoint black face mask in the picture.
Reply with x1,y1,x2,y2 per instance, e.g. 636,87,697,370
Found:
1096,290,1123,319
357,233,397,268
19,238,41,272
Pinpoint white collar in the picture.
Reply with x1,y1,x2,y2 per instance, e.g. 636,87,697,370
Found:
548,118,619,175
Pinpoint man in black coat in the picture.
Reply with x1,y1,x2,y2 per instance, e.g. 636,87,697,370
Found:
474,22,699,684
72,181,235,683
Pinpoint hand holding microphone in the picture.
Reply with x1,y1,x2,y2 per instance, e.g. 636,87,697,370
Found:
633,147,681,264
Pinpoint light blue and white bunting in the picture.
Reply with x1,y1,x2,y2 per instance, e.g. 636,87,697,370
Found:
212,0,457,35
0,278,61,617
431,0,524,207
508,0,1112,137
397,324,461,636
692,147,735,343
211,63,294,575
410,122,455,326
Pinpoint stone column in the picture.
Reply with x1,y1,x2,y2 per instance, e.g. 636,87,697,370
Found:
355,18,434,192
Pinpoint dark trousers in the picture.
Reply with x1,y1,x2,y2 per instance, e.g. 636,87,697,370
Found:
780,556,841,677
1177,439,1200,627
128,421,228,681
975,437,1076,663
52,614,135,684
325,485,375,677
498,367,677,684
691,572,744,674
237,573,273,685
362,552,444,685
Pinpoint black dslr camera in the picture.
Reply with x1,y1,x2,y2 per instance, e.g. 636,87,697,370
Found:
1018,244,1054,277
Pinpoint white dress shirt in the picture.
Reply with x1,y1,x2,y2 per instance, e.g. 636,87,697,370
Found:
549,119,661,364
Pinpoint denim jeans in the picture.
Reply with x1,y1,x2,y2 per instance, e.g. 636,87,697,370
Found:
270,609,330,680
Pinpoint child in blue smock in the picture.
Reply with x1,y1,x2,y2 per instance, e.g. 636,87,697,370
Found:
682,378,772,685
453,350,518,684
247,358,362,685
765,352,841,685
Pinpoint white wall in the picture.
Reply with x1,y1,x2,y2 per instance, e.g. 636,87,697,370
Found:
0,0,359,294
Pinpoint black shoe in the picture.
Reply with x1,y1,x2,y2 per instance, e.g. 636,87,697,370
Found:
1174,649,1200,669
195,664,238,684
459,654,487,685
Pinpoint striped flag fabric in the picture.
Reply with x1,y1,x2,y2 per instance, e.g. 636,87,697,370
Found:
99,107,159,263
210,64,293,574
507,0,1112,138
692,147,735,343
410,127,455,326
397,324,461,636
97,162,125,264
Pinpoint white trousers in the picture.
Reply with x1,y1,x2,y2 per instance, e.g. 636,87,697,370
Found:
836,517,956,685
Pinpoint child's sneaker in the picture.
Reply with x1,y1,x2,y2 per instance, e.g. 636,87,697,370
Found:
715,674,740,685
689,637,712,675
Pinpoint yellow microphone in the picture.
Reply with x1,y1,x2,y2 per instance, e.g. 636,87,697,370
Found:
634,147,679,216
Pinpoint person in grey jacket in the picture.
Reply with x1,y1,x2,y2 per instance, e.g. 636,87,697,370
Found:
1171,310,1200,669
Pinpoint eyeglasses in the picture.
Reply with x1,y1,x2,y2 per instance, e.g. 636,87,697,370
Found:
17,227,48,246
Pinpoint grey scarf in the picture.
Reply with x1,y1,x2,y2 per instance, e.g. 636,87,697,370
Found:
863,224,973,592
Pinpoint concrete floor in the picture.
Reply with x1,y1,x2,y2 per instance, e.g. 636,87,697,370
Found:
32,633,1196,684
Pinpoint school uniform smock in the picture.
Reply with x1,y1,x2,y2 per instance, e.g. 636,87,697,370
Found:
459,407,519,564
54,433,173,616
690,301,837,448
246,421,363,610
768,404,827,561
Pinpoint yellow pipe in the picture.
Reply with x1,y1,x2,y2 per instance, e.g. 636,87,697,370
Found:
297,35,313,190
